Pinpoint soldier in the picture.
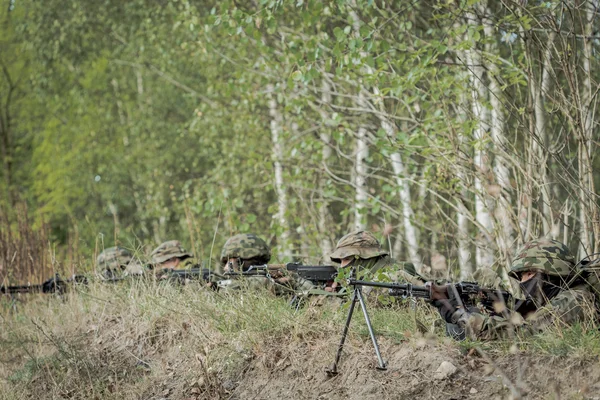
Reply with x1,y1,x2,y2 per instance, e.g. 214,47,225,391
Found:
437,238,597,340
149,240,218,284
218,233,315,293
328,230,423,291
150,240,194,271
220,234,271,274
96,246,143,280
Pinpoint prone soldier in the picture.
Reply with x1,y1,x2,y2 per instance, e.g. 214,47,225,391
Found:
435,238,598,339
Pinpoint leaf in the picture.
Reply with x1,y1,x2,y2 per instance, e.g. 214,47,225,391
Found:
291,70,303,81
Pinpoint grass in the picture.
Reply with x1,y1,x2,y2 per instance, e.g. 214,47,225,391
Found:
1,282,600,399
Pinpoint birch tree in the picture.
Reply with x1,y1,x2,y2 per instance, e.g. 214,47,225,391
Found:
267,84,291,258
465,4,495,269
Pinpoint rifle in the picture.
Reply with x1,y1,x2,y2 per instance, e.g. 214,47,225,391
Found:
0,266,217,295
327,275,512,375
233,263,337,283
220,264,339,305
350,279,512,313
160,267,216,283
221,263,336,282
0,274,80,295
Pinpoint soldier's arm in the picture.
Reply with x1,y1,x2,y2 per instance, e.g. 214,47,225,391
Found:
460,287,595,340
525,287,596,333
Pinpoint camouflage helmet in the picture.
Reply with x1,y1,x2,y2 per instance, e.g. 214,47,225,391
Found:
329,231,388,263
509,238,575,279
151,240,193,265
220,234,271,264
97,247,139,279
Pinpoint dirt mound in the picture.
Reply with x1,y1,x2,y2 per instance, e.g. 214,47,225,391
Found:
3,286,600,400
231,337,600,399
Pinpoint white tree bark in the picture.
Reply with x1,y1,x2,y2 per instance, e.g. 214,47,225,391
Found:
454,93,474,278
466,6,495,269
349,5,370,232
354,121,369,231
381,119,421,269
267,84,291,258
528,31,556,237
350,4,420,263
482,11,514,270
455,107,474,278
393,225,404,262
319,80,333,259
452,21,475,279
578,1,598,256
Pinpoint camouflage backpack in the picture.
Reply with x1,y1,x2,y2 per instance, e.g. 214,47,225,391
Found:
220,234,271,265
329,231,388,263
97,247,142,279
151,240,193,265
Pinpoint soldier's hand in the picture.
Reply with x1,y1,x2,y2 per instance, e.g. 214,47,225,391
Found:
274,277,291,285
325,281,339,293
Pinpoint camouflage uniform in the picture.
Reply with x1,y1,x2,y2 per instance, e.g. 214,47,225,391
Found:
329,231,423,304
217,233,316,293
329,230,422,284
96,247,143,280
150,240,207,283
151,240,194,268
454,238,596,340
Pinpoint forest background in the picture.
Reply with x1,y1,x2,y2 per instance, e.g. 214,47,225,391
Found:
1,0,599,283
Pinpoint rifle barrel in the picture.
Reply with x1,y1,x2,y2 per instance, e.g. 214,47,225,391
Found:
349,280,431,299
1,284,44,294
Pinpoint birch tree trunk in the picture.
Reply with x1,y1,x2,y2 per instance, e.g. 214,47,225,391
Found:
267,84,291,257
393,225,404,261
452,22,475,279
482,11,514,269
381,118,421,269
354,121,369,231
349,5,369,232
528,31,556,237
318,80,333,259
576,2,595,256
466,5,495,269
455,115,474,279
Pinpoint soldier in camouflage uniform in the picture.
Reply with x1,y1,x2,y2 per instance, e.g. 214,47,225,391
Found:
217,233,316,294
329,230,423,288
150,240,203,282
96,246,143,280
438,238,597,340
150,240,194,271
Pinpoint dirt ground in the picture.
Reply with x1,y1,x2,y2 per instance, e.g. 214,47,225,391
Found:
230,338,600,400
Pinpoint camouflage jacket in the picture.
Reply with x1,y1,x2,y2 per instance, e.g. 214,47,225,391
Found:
464,283,596,340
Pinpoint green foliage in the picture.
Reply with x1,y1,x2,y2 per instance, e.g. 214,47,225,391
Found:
1,0,599,272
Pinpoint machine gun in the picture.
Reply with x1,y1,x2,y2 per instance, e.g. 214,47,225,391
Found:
350,279,512,313
0,274,87,295
159,267,218,283
224,263,337,283
327,274,511,375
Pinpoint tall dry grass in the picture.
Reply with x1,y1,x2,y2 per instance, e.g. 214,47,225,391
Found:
0,202,59,285
1,280,600,399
